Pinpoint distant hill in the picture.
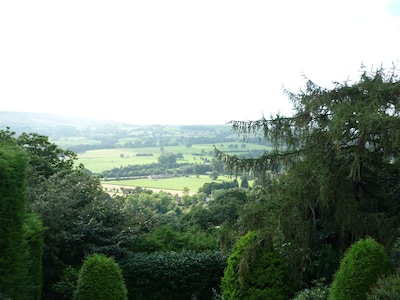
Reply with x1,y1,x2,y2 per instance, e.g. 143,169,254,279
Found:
0,111,123,127
0,111,126,136
0,111,236,152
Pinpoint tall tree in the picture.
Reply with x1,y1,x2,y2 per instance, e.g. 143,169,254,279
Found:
0,144,30,299
215,67,400,286
17,132,78,182
28,170,115,295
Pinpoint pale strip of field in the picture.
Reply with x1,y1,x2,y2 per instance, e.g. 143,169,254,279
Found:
103,175,229,194
102,183,189,196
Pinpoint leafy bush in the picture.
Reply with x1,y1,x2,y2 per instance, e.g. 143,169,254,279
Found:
74,254,127,300
130,224,219,253
53,266,79,300
121,250,225,300
221,231,291,300
367,270,400,300
329,237,392,300
292,279,330,300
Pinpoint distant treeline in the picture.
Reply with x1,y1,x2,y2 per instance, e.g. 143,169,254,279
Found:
100,150,266,178
66,137,272,154
101,162,213,178
66,136,239,153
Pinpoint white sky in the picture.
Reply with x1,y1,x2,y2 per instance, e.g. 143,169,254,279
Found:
1,0,400,125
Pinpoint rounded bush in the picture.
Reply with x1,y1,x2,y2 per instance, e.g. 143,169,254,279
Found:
74,254,127,300
329,237,391,300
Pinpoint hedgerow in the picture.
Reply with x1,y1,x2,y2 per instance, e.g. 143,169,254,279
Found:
121,250,225,300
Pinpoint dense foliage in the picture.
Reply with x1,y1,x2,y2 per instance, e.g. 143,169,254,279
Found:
121,250,225,300
329,237,391,300
0,144,30,299
74,254,127,300
29,169,135,295
198,180,239,195
215,67,400,290
101,162,189,178
24,213,46,300
221,231,291,300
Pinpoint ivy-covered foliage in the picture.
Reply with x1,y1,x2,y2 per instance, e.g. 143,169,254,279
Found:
221,231,292,300
121,250,225,300
329,237,392,300
74,254,127,300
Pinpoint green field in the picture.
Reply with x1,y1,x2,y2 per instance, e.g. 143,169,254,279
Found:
103,175,232,194
78,142,271,174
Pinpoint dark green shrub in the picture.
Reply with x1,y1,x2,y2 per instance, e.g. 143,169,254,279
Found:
23,213,45,300
0,145,30,300
121,250,225,300
221,231,291,300
130,224,218,253
316,244,341,283
329,237,392,300
390,236,400,269
367,270,400,300
74,254,127,300
53,266,79,299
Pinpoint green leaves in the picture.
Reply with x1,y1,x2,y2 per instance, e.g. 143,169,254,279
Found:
221,231,292,300
17,132,77,181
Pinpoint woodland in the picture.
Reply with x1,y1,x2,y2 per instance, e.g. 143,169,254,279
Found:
2,67,400,299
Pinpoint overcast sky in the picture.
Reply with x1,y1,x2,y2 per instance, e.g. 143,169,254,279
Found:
1,0,400,125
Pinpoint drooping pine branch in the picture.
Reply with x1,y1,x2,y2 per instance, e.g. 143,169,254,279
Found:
219,67,400,183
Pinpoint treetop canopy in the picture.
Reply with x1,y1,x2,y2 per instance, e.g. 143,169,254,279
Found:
216,67,400,181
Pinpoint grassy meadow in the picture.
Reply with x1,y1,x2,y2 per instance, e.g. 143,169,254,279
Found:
76,141,269,193
78,142,271,174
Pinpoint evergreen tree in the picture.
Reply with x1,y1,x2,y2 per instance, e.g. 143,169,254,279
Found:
215,67,400,287
0,145,29,299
